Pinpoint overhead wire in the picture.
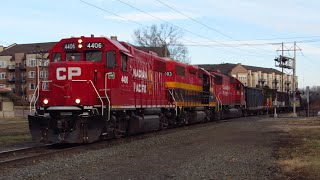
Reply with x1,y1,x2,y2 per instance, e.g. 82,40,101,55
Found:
113,0,273,56
80,0,319,63
154,0,274,54
79,0,274,58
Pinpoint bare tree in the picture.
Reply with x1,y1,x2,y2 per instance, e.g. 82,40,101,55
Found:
133,23,190,63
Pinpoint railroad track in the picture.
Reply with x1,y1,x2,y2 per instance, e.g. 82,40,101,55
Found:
0,144,83,169
0,116,260,169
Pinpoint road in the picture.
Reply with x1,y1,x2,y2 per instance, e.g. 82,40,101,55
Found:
0,115,282,180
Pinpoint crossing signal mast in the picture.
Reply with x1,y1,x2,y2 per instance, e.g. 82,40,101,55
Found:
274,42,301,117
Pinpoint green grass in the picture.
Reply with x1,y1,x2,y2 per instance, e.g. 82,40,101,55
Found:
0,134,31,146
0,118,32,147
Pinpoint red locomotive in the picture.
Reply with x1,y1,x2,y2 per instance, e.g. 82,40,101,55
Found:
28,36,218,143
210,71,245,119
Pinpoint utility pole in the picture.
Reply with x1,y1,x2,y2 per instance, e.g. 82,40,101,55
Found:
281,42,284,92
274,42,301,117
293,41,297,117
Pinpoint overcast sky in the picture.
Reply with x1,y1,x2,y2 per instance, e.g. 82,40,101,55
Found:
1,0,319,88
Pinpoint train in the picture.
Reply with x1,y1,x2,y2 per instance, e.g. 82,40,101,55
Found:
28,35,295,144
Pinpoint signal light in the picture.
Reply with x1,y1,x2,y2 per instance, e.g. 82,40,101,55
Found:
43,99,49,105
78,39,83,43
78,44,83,48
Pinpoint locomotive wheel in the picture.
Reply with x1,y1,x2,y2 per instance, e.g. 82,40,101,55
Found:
243,111,248,117
214,111,222,121
113,116,129,138
159,113,169,130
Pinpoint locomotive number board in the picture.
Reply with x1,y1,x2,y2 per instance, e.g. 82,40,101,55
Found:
85,42,104,49
63,43,76,50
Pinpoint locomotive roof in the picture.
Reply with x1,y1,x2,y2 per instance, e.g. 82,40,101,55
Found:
110,40,131,54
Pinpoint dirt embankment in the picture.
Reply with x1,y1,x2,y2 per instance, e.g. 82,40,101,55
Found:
275,117,320,179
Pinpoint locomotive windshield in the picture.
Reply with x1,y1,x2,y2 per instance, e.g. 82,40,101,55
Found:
52,52,61,62
66,52,81,61
85,51,102,62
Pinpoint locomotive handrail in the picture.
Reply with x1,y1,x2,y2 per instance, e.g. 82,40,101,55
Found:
29,80,53,114
168,89,177,116
217,92,222,111
72,80,104,116
29,84,39,114
104,73,111,121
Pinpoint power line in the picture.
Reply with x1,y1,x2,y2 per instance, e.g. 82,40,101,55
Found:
80,0,274,58
114,0,272,56
154,0,274,54
177,38,320,47
79,0,147,28
240,35,320,41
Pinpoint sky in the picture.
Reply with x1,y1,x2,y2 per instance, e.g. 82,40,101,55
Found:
0,0,319,88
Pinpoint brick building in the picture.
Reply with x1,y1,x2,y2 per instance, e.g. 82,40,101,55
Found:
0,42,56,102
198,63,297,92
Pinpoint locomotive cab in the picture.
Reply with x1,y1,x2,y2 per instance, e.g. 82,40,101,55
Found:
28,36,133,143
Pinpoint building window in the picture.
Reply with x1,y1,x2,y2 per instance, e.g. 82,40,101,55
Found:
29,83,35,90
0,84,5,88
43,59,49,67
44,71,48,78
28,59,36,67
29,71,36,78
40,71,43,78
29,95,34,102
0,72,6,79
0,61,6,68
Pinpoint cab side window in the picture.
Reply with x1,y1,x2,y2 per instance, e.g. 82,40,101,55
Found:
106,51,116,69
121,54,128,72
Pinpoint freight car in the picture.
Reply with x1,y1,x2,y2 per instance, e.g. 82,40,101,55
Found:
28,36,218,143
243,87,263,115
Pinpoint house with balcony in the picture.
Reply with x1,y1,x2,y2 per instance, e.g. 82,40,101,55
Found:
198,63,296,92
0,42,56,102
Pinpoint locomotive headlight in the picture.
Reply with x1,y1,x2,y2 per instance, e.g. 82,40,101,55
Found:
78,44,83,48
75,99,81,104
43,99,49,105
78,39,83,43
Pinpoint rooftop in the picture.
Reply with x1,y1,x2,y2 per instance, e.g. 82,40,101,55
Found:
134,46,170,58
0,42,57,56
197,63,283,75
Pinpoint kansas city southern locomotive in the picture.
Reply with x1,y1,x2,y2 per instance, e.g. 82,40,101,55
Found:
28,35,294,144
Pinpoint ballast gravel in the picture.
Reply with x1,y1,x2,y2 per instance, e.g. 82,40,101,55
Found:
0,116,282,180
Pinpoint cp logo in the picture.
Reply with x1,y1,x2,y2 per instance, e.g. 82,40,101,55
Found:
56,67,81,80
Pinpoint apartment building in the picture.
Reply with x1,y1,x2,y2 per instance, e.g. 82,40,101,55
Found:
198,63,297,92
0,42,56,102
